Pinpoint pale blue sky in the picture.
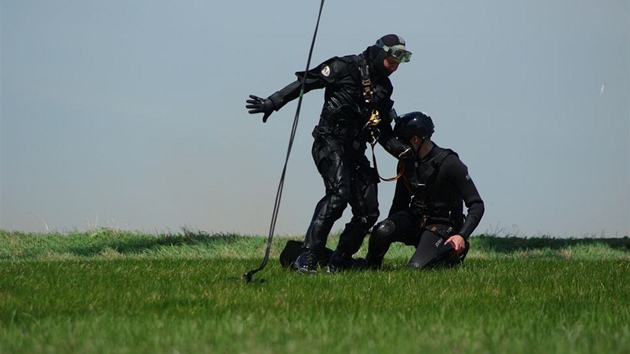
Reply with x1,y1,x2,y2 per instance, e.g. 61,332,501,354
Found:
1,0,628,237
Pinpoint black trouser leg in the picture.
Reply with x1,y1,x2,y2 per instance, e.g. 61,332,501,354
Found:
408,224,465,269
365,220,395,268
303,139,352,252
334,161,379,257
366,211,419,268
303,191,348,250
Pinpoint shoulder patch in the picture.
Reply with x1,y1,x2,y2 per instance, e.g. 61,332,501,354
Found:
321,64,331,77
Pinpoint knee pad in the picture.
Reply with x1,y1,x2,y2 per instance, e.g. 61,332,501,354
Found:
366,220,395,269
372,219,395,240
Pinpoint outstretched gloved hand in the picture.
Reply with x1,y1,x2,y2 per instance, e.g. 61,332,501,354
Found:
246,95,275,123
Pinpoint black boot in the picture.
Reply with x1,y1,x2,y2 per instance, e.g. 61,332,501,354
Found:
365,252,384,270
327,251,367,273
294,249,319,275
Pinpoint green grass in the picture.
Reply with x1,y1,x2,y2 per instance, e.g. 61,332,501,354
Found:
1,229,629,354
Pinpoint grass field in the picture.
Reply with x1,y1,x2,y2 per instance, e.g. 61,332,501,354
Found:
1,229,629,354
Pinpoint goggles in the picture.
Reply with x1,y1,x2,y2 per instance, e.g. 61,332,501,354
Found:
376,39,412,63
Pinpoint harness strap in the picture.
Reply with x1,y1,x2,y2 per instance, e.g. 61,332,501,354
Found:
402,148,454,193
358,57,374,107
358,55,401,183
428,225,455,239
402,148,456,228
358,57,381,143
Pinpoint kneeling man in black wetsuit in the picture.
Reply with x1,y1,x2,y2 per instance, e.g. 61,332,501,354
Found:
366,111,485,269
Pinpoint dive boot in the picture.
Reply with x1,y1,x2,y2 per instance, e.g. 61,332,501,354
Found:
327,252,367,274
294,249,319,275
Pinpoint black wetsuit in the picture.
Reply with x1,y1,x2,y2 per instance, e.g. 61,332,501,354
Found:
367,144,485,267
267,46,409,259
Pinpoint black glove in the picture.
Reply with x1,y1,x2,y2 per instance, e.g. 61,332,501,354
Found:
246,95,275,123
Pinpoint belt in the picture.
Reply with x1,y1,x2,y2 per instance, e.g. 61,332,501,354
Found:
313,124,361,140
410,203,452,219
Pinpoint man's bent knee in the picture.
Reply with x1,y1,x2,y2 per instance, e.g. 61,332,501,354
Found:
366,219,396,269
371,219,395,240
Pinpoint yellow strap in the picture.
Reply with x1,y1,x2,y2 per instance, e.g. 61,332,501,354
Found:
370,140,404,182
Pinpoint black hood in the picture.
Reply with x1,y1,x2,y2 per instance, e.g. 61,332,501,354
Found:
362,45,390,78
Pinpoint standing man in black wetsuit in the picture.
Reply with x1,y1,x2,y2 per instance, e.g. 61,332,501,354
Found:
246,34,413,274
366,111,485,269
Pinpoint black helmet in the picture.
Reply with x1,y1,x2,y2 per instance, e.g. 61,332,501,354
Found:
375,34,412,63
365,34,411,77
394,111,434,140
